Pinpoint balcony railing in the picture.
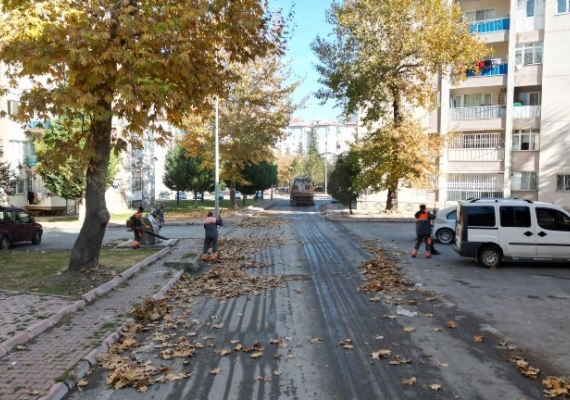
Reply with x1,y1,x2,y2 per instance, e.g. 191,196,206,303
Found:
450,105,506,120
469,17,510,34
513,105,541,119
448,148,504,161
466,63,508,77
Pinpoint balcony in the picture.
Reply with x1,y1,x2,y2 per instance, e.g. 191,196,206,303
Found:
469,17,510,34
466,63,508,78
513,105,541,119
451,105,506,120
448,148,505,162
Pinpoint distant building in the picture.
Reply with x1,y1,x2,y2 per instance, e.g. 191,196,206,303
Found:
277,115,359,157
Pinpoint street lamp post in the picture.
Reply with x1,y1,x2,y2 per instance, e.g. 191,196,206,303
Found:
214,97,220,217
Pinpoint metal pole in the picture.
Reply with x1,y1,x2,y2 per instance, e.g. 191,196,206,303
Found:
215,97,220,217
324,155,328,194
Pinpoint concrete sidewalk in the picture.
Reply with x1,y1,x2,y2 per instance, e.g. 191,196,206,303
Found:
0,238,197,400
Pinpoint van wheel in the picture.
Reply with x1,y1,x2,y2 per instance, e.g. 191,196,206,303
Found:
0,236,9,251
435,228,454,244
477,245,502,269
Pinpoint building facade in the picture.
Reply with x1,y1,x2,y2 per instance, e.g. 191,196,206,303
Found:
431,0,570,209
359,0,570,212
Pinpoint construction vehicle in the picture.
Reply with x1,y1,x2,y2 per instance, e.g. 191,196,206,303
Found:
289,176,315,206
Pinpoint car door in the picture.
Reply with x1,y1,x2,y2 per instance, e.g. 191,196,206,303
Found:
535,207,570,258
4,210,23,242
498,205,536,257
16,210,34,241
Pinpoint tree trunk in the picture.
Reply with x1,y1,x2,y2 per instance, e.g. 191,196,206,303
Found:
384,89,402,212
385,184,398,211
68,118,112,271
229,180,238,209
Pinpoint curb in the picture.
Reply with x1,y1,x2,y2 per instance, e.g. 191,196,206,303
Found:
39,254,202,400
0,247,172,360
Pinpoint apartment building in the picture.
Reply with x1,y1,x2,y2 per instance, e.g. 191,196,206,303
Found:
278,116,358,158
429,0,570,208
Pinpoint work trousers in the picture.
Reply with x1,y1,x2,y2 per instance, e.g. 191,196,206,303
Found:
203,235,219,254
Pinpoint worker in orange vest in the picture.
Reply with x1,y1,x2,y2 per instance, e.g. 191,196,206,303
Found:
412,204,436,258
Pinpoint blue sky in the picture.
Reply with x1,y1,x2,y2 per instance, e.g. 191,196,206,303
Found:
269,0,339,122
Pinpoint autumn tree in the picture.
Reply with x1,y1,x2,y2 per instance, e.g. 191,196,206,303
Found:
0,0,283,270
312,0,487,210
181,48,301,209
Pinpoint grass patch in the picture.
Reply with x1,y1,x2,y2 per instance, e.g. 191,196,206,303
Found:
0,248,158,298
110,198,259,222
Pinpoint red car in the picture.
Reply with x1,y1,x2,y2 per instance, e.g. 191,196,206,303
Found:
0,206,43,250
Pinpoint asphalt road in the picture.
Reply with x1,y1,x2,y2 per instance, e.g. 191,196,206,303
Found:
63,198,570,400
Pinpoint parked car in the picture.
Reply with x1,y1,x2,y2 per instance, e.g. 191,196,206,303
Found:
235,191,242,199
433,206,457,244
217,193,224,200
453,198,570,268
195,192,203,200
176,191,187,200
0,206,43,250
158,191,170,200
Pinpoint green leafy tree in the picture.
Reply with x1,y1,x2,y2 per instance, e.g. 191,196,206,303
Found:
328,150,361,214
312,0,487,210
303,131,325,185
0,0,282,270
236,160,277,202
163,146,202,204
0,145,18,205
33,115,118,203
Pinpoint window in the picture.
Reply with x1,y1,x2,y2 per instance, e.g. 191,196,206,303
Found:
517,92,541,105
511,171,538,191
512,130,539,151
7,100,19,115
515,43,543,65
466,206,496,227
526,0,535,17
447,173,504,201
465,8,496,22
557,0,570,14
556,175,570,191
536,208,570,231
500,206,531,227
464,93,492,107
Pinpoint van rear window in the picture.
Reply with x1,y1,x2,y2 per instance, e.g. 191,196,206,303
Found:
466,206,495,227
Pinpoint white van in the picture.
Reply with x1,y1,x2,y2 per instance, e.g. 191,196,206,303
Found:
453,198,570,268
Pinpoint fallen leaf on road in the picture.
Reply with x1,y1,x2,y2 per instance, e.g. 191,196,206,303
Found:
430,384,442,390
273,370,281,376
338,339,353,349
402,377,416,385
209,368,221,375
403,327,415,332
446,321,457,329
371,349,391,359
251,351,264,359
310,337,323,344
474,333,484,343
